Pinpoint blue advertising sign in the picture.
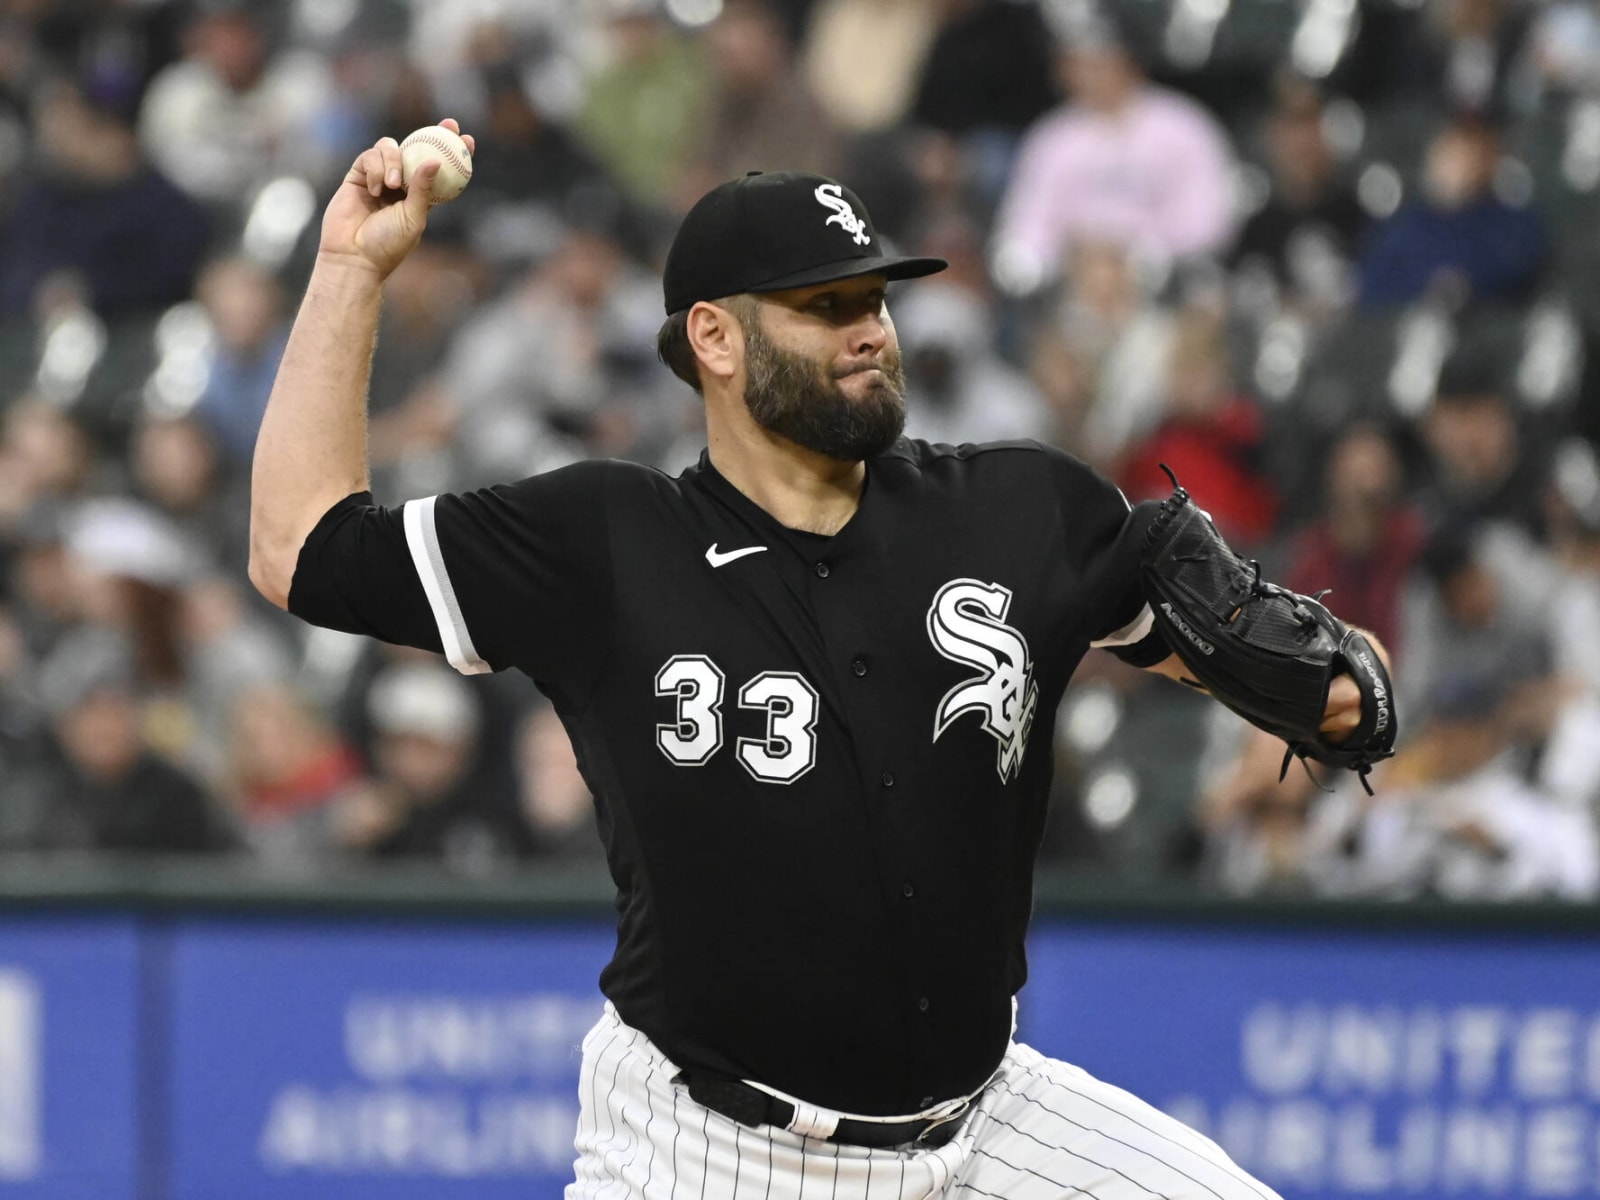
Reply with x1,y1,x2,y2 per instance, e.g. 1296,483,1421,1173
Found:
0,915,142,1200
166,918,614,1200
1021,923,1600,1200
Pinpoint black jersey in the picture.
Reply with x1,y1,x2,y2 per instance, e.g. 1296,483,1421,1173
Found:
288,438,1165,1115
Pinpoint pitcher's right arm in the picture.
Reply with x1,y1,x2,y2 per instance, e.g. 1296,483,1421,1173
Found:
248,123,466,609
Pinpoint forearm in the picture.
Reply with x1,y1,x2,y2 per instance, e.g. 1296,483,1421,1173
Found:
248,254,384,609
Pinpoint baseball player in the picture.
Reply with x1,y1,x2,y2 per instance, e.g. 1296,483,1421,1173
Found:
251,123,1383,1198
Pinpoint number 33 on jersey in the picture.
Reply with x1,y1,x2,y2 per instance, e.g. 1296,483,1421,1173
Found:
655,657,821,783
653,576,1039,787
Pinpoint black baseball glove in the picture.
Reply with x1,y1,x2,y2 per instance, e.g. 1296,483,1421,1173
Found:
1136,470,1397,791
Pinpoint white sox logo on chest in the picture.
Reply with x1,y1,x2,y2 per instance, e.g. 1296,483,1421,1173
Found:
926,579,1038,783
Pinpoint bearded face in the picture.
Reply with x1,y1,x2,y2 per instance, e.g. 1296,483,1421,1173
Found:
739,305,908,462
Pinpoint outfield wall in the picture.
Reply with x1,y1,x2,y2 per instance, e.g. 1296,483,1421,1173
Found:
1,862,1597,1200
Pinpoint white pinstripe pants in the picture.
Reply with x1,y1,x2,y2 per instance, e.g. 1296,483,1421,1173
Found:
566,1004,1280,1200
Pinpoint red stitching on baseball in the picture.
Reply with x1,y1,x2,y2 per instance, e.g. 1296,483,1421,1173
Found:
403,131,471,201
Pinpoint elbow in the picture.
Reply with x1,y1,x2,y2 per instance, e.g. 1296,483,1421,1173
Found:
247,534,294,612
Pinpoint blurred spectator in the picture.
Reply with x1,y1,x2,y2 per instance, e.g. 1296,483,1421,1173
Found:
802,0,938,135
365,242,484,498
63,498,204,693
992,17,1237,294
138,1,338,206
1340,0,1529,117
904,0,1058,210
1195,425,1426,887
368,242,482,415
26,629,235,854
192,253,289,465
1229,78,1366,318
405,2,589,126
1282,423,1426,660
457,64,638,268
0,603,50,849
227,680,367,865
1194,722,1323,897
0,1,185,123
677,0,842,203
1399,520,1559,742
1118,307,1279,547
0,400,96,534
343,663,532,872
1514,0,1600,108
895,280,1049,445
4,504,77,668
179,573,292,784
1535,438,1600,811
1201,516,1594,900
1370,523,1596,899
577,2,709,208
131,413,250,580
1028,241,1177,465
372,59,439,149
515,700,600,860
0,0,1592,899
0,78,209,317
1356,115,1546,309
1416,346,1552,537
1424,0,1531,118
435,221,675,486
909,0,1058,142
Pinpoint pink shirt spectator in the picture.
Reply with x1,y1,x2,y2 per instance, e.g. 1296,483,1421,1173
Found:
995,85,1238,286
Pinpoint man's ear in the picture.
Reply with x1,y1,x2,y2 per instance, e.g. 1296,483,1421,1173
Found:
687,300,745,387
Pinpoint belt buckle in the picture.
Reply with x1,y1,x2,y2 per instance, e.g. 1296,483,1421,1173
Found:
914,1095,972,1145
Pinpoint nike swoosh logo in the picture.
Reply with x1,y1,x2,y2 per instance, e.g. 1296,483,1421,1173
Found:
706,543,768,568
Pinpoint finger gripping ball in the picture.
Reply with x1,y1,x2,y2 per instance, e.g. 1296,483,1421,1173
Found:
399,125,472,204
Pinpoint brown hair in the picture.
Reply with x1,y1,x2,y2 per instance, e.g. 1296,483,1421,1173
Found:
656,309,701,392
655,296,760,394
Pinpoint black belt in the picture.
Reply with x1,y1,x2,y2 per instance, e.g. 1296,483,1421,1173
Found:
682,1074,970,1149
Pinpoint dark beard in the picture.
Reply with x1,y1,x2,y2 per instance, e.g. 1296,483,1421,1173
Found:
741,317,907,462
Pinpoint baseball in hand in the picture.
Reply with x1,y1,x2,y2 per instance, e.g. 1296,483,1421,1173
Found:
400,125,472,204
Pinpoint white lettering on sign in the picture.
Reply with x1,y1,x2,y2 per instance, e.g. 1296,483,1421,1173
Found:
1515,1009,1578,1099
259,992,604,1179
1449,1007,1511,1096
1441,1105,1518,1191
1241,1003,1321,1095
1175,1000,1600,1195
0,969,40,1180
1176,1096,1600,1195
344,994,603,1083
258,1086,578,1175
1325,1006,1403,1094
1525,1106,1586,1195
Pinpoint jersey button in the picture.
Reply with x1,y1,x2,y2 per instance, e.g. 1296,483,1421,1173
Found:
851,658,867,677
918,997,930,1013
902,882,915,898
814,561,830,578
880,772,895,788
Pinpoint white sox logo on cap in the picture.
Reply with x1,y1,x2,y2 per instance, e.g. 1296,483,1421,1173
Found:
926,578,1038,783
814,184,871,247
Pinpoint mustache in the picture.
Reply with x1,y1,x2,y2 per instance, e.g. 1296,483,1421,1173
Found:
832,351,903,380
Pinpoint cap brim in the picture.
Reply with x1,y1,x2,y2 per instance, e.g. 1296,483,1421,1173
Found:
746,254,948,295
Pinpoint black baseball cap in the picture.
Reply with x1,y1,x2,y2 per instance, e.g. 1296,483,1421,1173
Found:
662,171,946,315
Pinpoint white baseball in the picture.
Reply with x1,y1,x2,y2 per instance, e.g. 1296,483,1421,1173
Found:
399,125,472,205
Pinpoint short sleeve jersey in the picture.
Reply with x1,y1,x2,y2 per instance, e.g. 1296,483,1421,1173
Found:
289,438,1163,1115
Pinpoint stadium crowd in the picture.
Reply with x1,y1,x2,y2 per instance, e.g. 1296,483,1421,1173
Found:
1,0,1599,899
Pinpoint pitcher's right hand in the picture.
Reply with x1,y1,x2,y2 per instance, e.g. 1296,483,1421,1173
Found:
318,118,475,279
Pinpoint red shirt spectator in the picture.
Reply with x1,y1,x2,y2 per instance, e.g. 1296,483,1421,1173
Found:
1117,308,1278,547
1120,397,1280,548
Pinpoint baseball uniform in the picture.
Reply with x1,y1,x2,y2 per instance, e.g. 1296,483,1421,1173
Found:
286,437,1279,1199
